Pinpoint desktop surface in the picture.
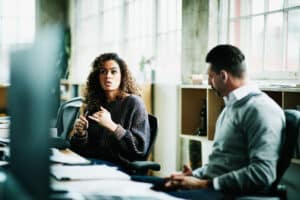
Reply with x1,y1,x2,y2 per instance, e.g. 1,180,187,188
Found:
0,146,180,200
49,148,180,200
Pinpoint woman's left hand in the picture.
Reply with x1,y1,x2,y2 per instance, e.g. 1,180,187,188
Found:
88,106,118,132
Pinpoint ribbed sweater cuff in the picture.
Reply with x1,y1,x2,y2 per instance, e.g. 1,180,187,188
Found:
114,125,126,140
72,131,88,144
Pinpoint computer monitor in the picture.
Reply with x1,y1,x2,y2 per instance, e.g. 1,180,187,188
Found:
8,25,63,199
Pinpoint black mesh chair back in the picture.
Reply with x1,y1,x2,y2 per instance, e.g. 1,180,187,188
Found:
271,109,300,192
142,114,158,161
232,110,300,200
128,114,160,174
56,97,83,140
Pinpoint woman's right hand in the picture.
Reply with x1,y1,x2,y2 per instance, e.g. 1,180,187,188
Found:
74,115,89,136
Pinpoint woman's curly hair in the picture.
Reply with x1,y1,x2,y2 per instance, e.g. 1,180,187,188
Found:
83,53,141,113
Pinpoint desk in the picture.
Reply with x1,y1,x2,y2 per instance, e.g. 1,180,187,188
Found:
51,178,179,199
0,126,180,200
51,149,180,200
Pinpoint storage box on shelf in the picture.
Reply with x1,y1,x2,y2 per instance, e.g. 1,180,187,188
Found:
178,84,300,169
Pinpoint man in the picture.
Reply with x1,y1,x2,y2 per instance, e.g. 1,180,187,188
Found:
165,44,285,195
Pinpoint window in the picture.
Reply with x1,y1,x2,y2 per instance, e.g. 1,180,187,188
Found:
222,0,300,80
0,0,35,83
70,0,182,84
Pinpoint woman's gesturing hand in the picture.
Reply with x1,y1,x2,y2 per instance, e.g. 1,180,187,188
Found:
88,106,118,132
74,115,89,136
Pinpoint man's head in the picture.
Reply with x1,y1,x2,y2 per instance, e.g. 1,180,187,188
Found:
206,44,246,97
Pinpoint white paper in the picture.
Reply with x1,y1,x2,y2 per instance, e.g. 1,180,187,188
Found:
51,165,130,181
50,148,91,165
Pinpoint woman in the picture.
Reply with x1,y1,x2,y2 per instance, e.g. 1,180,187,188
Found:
70,53,150,169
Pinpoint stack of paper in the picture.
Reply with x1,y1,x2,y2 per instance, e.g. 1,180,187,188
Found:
51,165,130,181
50,148,91,165
0,117,9,139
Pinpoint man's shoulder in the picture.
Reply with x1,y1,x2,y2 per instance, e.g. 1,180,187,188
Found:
235,92,278,109
249,92,281,110
237,92,284,121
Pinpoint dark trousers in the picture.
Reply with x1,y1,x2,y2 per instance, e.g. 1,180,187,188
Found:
131,175,227,200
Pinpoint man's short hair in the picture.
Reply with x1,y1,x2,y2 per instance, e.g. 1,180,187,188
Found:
206,44,246,78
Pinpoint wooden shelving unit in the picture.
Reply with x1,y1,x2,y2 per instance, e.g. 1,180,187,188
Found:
178,84,300,168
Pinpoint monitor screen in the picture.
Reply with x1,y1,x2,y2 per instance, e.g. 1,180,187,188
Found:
8,25,63,199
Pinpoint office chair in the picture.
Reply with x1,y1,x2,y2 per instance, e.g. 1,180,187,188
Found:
237,109,300,200
56,97,83,139
52,97,83,149
54,97,161,174
127,114,161,175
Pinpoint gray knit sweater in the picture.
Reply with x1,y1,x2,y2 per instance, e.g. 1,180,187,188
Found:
70,95,150,167
193,88,285,193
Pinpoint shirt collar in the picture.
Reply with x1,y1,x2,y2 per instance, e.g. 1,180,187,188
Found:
223,82,260,106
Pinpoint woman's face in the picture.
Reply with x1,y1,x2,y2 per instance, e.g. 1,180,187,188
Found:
99,60,122,92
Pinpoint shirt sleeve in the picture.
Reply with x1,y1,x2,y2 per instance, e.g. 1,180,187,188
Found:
192,165,207,178
213,178,221,190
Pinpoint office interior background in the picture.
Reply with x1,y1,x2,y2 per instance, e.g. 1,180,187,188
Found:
0,0,300,198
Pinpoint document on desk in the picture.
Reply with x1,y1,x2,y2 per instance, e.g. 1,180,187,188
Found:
51,165,130,181
0,123,9,140
50,148,91,165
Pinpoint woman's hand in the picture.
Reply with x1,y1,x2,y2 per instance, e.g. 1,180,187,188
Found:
74,115,89,136
88,106,118,132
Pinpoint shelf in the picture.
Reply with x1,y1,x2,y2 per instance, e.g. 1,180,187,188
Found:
260,87,300,92
180,83,300,92
179,134,212,143
178,84,300,169
180,84,211,89
291,159,300,165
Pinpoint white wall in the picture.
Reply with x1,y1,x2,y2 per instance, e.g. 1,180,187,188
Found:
153,66,180,176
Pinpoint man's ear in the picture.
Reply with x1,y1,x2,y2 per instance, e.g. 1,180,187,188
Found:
220,70,228,82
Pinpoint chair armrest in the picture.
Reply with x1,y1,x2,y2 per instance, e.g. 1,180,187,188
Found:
128,161,161,175
129,161,161,171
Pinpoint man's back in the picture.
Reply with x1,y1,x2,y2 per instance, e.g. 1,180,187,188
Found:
194,85,285,193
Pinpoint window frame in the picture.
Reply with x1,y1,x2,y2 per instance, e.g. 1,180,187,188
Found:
0,0,36,84
219,0,300,81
